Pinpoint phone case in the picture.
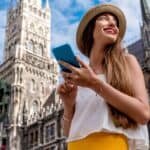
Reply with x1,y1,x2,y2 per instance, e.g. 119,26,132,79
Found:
52,44,80,72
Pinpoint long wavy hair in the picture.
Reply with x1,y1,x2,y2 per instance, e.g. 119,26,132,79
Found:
81,14,137,129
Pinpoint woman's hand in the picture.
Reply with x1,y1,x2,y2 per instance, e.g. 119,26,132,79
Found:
59,57,97,88
57,81,77,109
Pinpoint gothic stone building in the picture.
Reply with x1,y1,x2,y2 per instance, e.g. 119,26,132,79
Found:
22,89,66,150
0,0,65,149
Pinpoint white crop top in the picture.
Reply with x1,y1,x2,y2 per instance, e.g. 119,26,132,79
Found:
67,74,149,150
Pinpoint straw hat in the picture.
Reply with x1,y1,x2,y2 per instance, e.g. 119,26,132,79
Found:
76,4,126,55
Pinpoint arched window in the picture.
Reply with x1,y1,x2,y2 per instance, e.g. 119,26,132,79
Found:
41,82,44,94
30,23,35,32
31,79,36,91
39,27,43,35
34,43,43,56
31,100,39,114
38,44,43,56
28,40,34,51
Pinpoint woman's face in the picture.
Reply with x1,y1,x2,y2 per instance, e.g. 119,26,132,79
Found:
93,13,119,45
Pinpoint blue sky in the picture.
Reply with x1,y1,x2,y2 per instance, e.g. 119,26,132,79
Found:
0,0,143,63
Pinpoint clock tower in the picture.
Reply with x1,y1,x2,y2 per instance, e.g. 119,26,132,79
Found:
0,0,58,149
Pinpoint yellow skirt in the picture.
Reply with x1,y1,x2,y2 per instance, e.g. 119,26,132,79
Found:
67,132,129,150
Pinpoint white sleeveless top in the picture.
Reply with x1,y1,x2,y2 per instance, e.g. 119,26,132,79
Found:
67,74,149,150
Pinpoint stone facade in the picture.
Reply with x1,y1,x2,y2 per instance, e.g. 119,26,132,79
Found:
22,91,66,150
0,0,59,149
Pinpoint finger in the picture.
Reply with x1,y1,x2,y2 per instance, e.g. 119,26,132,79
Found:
57,85,66,94
64,82,76,93
62,72,72,79
62,72,76,83
76,56,88,68
59,61,78,73
67,78,76,85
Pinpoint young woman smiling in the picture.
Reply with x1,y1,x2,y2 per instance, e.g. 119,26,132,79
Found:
57,4,150,150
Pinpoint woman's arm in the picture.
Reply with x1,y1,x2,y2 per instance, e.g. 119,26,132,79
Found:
61,105,75,137
57,82,77,137
91,54,150,124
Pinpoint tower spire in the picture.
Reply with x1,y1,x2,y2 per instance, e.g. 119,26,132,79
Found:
140,0,150,23
45,0,50,10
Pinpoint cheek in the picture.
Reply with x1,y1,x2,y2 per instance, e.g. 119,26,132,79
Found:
93,23,103,36
95,22,103,29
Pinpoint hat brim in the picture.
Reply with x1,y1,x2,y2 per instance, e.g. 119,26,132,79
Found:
76,4,126,55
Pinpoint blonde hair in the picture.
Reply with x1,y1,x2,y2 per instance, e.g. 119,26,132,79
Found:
104,39,137,129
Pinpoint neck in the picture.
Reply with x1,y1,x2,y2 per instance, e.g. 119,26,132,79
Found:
89,43,105,74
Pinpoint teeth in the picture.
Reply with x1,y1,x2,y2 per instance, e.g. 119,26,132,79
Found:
104,28,115,34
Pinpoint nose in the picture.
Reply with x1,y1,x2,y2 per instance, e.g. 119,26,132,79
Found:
108,19,117,27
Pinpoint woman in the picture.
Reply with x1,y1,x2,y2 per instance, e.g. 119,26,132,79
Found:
57,4,150,150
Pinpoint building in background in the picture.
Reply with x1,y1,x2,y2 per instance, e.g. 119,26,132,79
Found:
128,0,150,95
0,80,11,149
0,0,65,149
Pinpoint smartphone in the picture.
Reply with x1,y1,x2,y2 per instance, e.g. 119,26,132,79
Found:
52,44,80,72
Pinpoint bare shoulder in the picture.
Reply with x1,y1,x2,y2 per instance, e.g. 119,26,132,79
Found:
124,53,143,75
124,53,139,65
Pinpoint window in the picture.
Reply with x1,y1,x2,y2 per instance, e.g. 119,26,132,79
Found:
44,146,56,150
39,27,43,35
50,146,56,150
0,105,3,114
38,44,43,56
28,40,34,51
45,123,55,143
34,130,38,146
31,101,39,114
29,130,38,148
29,132,34,147
31,79,36,91
0,89,3,101
41,82,44,94
30,23,35,32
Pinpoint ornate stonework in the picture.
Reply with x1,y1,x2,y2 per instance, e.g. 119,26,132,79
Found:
0,0,58,149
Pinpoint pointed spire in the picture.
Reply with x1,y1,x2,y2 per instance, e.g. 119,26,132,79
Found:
45,0,50,10
140,0,150,23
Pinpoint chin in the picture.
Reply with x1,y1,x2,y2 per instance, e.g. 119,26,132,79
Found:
105,36,117,45
102,32,117,44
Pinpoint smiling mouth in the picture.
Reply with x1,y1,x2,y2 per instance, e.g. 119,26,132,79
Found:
103,27,117,35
